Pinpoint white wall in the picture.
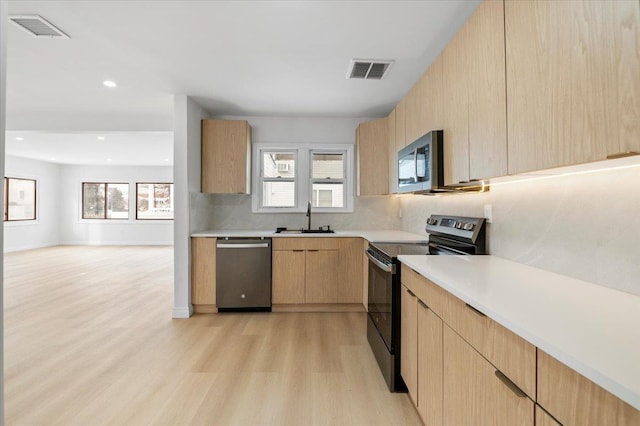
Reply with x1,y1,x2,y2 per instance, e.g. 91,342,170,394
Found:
58,164,173,245
194,116,401,231
400,165,640,296
4,156,61,252
173,95,210,318
1,1,7,420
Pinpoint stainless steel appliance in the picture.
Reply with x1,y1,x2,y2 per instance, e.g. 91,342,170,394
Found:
216,237,272,312
366,215,486,391
397,130,444,193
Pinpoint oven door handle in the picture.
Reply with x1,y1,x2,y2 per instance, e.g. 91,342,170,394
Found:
365,249,396,274
428,242,468,256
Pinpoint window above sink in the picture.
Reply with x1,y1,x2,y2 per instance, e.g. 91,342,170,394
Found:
252,143,354,214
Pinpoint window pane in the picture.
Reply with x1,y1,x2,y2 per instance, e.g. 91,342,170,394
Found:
137,183,174,219
83,183,105,219
106,184,129,219
312,182,344,208
262,181,295,207
312,153,343,179
263,152,295,178
7,178,36,220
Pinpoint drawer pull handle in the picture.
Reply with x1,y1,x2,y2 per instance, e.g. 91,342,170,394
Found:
293,250,304,252
465,303,486,317
406,289,416,298
417,300,428,309
494,370,526,398
308,250,319,252
606,151,640,159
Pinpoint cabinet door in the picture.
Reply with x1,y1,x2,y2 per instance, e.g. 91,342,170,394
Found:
535,405,560,426
444,326,534,426
191,238,216,305
388,109,397,194
305,250,338,303
272,250,305,304
357,118,389,196
337,238,363,304
505,0,640,174
401,285,418,405
202,119,251,193
418,301,443,426
441,28,470,186
467,0,508,181
395,98,407,150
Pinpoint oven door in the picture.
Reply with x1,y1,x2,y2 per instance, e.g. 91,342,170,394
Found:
366,249,394,351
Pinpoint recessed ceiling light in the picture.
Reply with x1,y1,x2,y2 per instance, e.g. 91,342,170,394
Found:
97,136,105,140
164,158,169,162
15,137,24,141
49,157,56,161
103,80,117,88
106,158,112,162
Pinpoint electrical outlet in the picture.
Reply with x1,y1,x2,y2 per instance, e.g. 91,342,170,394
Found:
398,208,403,219
483,204,493,223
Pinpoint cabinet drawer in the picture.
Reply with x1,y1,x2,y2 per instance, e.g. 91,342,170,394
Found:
537,349,640,426
443,292,536,399
272,237,339,251
400,264,448,319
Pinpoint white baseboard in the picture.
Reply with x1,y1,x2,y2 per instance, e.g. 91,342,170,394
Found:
172,305,194,319
61,241,174,246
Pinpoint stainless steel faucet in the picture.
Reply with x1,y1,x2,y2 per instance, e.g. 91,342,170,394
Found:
306,201,311,231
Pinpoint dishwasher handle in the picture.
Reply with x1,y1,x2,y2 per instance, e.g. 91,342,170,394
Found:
217,242,270,249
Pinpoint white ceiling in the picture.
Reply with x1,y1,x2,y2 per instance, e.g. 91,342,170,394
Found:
5,0,480,165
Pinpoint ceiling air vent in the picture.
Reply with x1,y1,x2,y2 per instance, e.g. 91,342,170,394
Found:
9,15,69,39
347,59,394,80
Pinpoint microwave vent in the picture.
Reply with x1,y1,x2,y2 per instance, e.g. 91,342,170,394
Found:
347,59,394,80
9,15,70,39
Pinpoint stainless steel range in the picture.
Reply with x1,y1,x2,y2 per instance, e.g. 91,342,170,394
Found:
365,214,487,392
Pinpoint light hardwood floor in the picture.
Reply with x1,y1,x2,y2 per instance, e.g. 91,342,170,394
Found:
4,246,421,425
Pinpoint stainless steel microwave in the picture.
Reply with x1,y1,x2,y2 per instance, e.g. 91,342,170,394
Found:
397,130,444,193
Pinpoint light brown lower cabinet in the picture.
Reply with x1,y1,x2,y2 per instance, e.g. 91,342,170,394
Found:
191,237,216,307
443,325,534,426
417,300,443,425
305,250,338,303
272,250,305,304
535,405,560,426
537,349,640,426
401,285,418,405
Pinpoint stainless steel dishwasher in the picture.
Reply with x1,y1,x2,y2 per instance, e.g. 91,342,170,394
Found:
215,237,272,312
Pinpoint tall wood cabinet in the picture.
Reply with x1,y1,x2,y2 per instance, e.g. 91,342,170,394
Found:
387,109,397,194
401,285,418,405
505,0,640,174
201,119,251,193
417,299,443,425
356,118,389,196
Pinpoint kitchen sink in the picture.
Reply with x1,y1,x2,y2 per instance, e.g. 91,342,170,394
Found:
275,227,335,234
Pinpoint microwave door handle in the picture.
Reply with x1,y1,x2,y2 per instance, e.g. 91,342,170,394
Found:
413,149,418,183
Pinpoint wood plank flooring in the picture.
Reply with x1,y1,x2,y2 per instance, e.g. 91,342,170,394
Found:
4,246,421,425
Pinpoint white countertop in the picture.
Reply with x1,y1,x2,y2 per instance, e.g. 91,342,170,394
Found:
191,229,428,242
398,254,640,411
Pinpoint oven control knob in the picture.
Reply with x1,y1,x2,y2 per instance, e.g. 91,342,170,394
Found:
455,221,463,229
426,218,437,225
463,223,475,231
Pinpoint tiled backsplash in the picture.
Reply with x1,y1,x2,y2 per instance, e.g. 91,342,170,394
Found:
194,194,401,232
400,166,640,296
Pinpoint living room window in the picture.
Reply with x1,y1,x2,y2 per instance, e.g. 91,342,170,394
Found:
136,183,174,220
4,177,37,221
253,144,353,213
82,182,129,219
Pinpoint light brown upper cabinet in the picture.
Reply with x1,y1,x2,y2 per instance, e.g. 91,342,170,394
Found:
467,0,508,181
505,0,640,174
405,56,443,149
356,117,389,196
387,109,397,194
395,98,407,151
201,119,251,193
441,26,470,186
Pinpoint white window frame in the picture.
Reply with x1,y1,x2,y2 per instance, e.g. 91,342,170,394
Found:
252,143,354,213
